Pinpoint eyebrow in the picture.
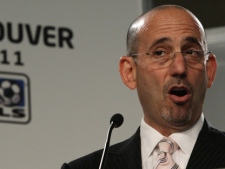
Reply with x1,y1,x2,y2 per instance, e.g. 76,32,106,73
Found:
148,36,202,50
149,37,172,49
183,36,202,48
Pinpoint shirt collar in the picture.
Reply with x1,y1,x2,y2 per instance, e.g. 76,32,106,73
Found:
140,114,204,163
170,114,204,156
140,118,164,163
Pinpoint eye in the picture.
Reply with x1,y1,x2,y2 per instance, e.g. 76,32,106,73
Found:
185,50,195,55
185,50,203,62
153,50,167,57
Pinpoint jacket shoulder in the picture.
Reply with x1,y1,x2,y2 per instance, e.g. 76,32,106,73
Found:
66,149,102,169
63,128,141,169
206,121,225,144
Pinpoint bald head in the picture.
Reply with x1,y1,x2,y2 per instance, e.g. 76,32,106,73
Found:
126,5,207,55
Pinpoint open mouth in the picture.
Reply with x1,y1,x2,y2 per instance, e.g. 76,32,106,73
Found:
168,86,191,103
169,87,188,97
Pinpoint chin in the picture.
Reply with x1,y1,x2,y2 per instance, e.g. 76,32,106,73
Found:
162,107,193,126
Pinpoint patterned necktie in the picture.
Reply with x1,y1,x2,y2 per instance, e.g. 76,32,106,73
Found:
154,137,180,169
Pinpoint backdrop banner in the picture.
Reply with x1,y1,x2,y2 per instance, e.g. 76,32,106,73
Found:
0,1,142,169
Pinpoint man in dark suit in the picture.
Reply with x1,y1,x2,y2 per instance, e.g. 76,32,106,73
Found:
61,5,225,169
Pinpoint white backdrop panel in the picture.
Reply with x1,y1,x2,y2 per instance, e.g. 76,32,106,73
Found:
0,1,142,169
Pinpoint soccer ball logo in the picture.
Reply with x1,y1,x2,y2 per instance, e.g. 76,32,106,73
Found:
0,80,21,107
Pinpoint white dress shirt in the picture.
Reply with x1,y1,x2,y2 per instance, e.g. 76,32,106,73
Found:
140,114,204,169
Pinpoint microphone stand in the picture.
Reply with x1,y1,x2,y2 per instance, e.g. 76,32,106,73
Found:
98,120,115,169
98,113,123,169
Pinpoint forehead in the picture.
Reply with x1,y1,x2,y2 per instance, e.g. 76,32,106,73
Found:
134,8,206,47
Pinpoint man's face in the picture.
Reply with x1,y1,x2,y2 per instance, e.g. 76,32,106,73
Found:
134,9,214,134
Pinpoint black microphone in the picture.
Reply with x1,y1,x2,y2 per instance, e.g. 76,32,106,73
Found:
98,113,124,169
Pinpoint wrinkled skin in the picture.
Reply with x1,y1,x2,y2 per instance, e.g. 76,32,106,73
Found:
119,7,217,136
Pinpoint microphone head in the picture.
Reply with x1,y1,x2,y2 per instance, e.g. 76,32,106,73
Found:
110,113,124,128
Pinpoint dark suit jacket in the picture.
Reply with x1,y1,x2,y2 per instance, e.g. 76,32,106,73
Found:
61,119,225,169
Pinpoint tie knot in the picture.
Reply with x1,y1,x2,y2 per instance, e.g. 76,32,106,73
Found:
157,137,178,154
154,137,180,169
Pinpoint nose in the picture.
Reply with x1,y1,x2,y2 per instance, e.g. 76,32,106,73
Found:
169,52,187,78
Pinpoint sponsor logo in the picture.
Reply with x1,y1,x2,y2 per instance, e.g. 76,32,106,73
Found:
0,72,31,124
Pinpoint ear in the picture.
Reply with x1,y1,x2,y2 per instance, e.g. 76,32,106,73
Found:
119,56,137,90
206,53,217,88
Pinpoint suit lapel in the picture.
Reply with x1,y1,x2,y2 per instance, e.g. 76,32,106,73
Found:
121,128,142,169
186,120,211,169
186,119,225,169
107,128,142,169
